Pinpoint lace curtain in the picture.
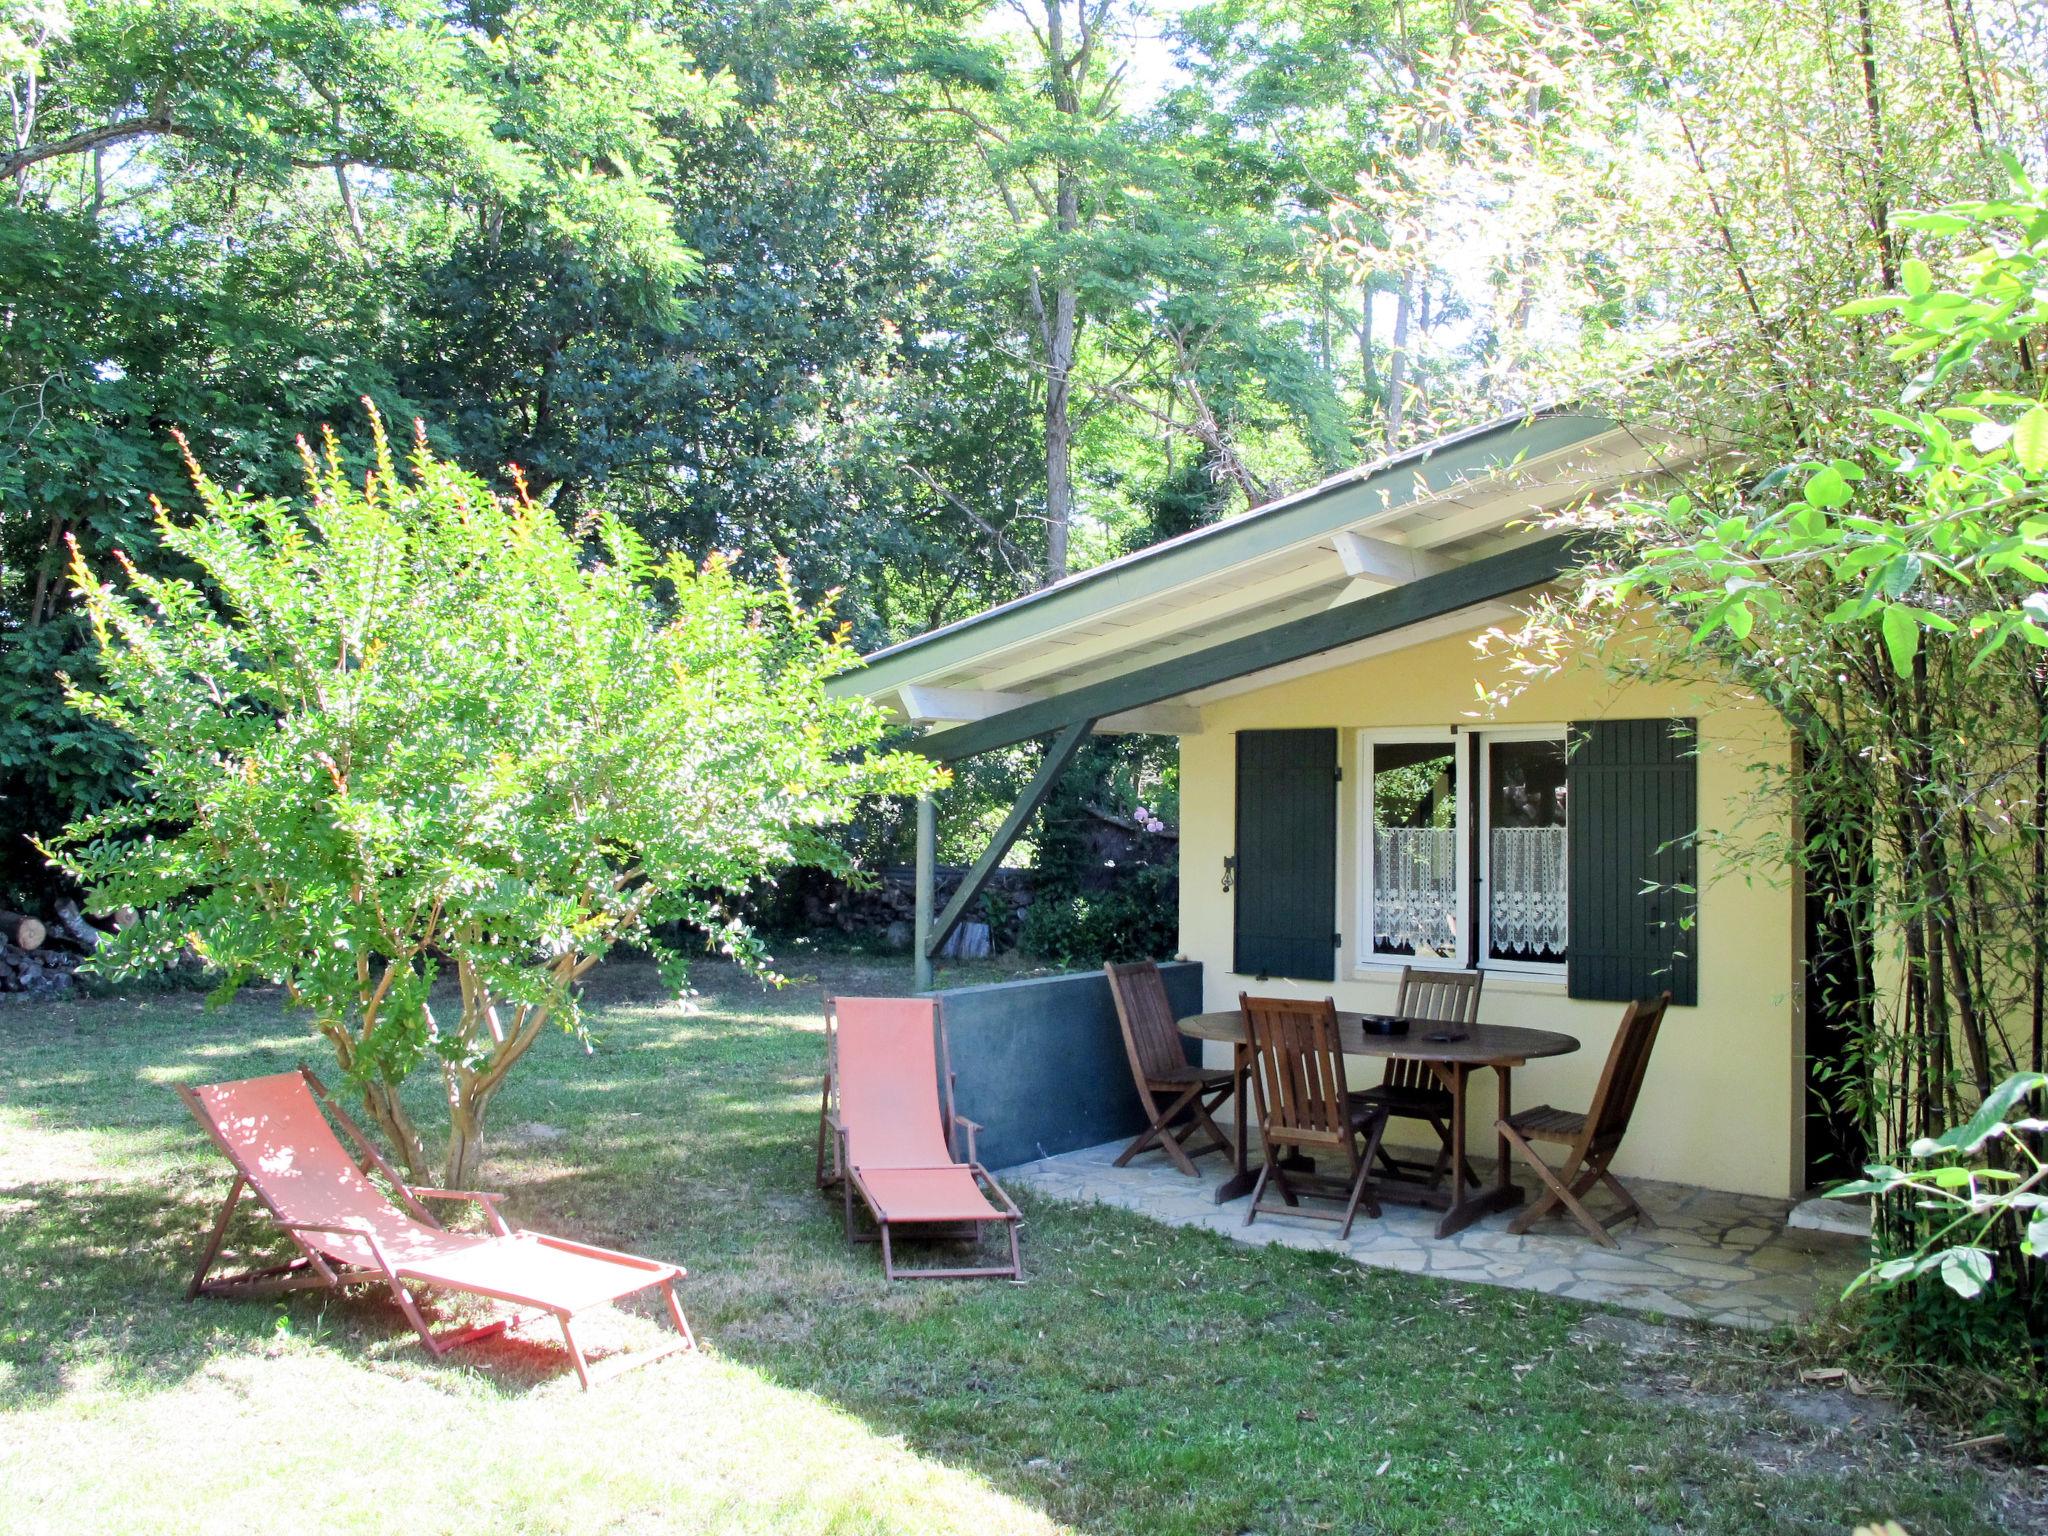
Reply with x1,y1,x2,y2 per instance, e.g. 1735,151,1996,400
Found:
1489,825,1567,959
1372,827,1458,955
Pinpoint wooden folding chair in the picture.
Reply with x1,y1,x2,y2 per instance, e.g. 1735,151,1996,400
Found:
1497,992,1672,1247
1104,960,1234,1176
1359,965,1482,1186
1240,994,1390,1240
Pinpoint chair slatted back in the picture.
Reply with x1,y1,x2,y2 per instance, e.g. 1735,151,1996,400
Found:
1583,993,1671,1159
830,996,956,1170
1397,965,1481,1025
1385,967,1482,1094
1241,995,1352,1153
1105,961,1186,1083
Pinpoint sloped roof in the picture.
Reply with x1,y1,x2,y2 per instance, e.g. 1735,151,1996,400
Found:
831,406,1692,756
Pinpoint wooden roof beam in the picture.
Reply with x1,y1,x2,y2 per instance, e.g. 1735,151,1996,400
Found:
1328,531,1457,609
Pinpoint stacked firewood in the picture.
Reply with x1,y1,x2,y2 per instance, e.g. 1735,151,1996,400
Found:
0,901,131,998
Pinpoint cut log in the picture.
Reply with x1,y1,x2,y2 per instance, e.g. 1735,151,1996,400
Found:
52,900,99,953
0,913,45,952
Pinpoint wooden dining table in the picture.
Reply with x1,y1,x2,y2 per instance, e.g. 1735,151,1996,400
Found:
1178,1010,1580,1238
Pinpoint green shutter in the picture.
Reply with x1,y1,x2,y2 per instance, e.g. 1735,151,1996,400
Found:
1567,718,1698,1007
1234,729,1338,982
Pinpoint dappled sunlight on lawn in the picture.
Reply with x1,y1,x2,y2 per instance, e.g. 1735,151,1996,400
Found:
0,958,2030,1536
0,1106,191,1189
1,1331,1076,1535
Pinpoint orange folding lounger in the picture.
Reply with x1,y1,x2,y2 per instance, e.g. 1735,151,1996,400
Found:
178,1066,694,1389
824,996,1022,1281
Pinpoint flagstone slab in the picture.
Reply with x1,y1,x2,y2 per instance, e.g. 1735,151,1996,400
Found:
1006,1139,1865,1330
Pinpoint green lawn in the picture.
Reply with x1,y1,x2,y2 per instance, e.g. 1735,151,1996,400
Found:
0,956,2027,1534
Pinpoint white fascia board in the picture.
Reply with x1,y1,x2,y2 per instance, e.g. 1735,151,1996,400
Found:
894,685,1201,737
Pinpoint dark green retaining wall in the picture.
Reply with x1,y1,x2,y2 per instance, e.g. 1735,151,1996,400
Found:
935,962,1203,1171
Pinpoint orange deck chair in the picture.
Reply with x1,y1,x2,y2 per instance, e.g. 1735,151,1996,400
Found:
178,1066,694,1389
822,996,1022,1281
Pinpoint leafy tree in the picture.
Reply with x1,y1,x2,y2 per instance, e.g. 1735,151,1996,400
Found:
906,0,1132,581
0,0,726,286
1479,9,2048,1422
394,0,1017,632
47,409,940,1185
1531,0,2048,1139
1169,0,1417,448
0,205,415,902
1578,168,2048,1108
0,0,730,904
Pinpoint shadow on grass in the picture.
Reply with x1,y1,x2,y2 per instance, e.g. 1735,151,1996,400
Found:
0,1173,703,1404
0,1176,275,1404
0,960,2021,1536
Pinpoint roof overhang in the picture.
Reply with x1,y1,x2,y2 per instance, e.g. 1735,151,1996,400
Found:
832,407,1698,758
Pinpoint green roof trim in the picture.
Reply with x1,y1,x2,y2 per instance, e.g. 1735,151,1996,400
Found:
830,407,1616,702
915,533,1586,761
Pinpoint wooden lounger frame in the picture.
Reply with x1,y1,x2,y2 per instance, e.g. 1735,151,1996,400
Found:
178,1065,694,1389
820,998,1024,1281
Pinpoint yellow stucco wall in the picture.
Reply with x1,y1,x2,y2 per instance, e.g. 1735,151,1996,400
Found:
1175,624,1805,1199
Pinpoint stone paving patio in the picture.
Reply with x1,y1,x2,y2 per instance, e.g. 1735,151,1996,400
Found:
1010,1139,1866,1330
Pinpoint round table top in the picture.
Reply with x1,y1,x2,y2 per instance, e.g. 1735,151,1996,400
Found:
1179,1009,1580,1067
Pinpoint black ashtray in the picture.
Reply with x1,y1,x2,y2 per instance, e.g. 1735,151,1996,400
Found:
1422,1029,1469,1044
1358,1013,1410,1036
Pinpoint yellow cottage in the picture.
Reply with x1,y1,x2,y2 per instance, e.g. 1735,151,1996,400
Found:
831,408,1828,1204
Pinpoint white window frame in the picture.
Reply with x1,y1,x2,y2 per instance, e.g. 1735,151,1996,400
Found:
1476,726,1570,979
1356,728,1470,972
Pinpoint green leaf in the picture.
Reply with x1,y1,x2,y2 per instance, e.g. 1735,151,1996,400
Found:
1804,463,1853,509
1971,420,2014,454
1939,1247,1993,1299
1896,212,1972,236
1901,258,1933,296
1881,605,1920,677
1925,1071,2048,1153
2013,404,2048,475
1878,554,1923,599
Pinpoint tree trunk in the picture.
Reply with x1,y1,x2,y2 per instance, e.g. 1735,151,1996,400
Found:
1855,0,1899,291
431,954,581,1187
1044,273,1077,584
1316,266,1332,374
50,900,98,952
1035,0,1087,587
360,1076,431,1184
442,1084,491,1190
1384,277,1413,451
2036,698,2046,1074
1358,282,1377,402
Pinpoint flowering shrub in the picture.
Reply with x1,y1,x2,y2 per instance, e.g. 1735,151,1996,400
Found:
49,408,942,1183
